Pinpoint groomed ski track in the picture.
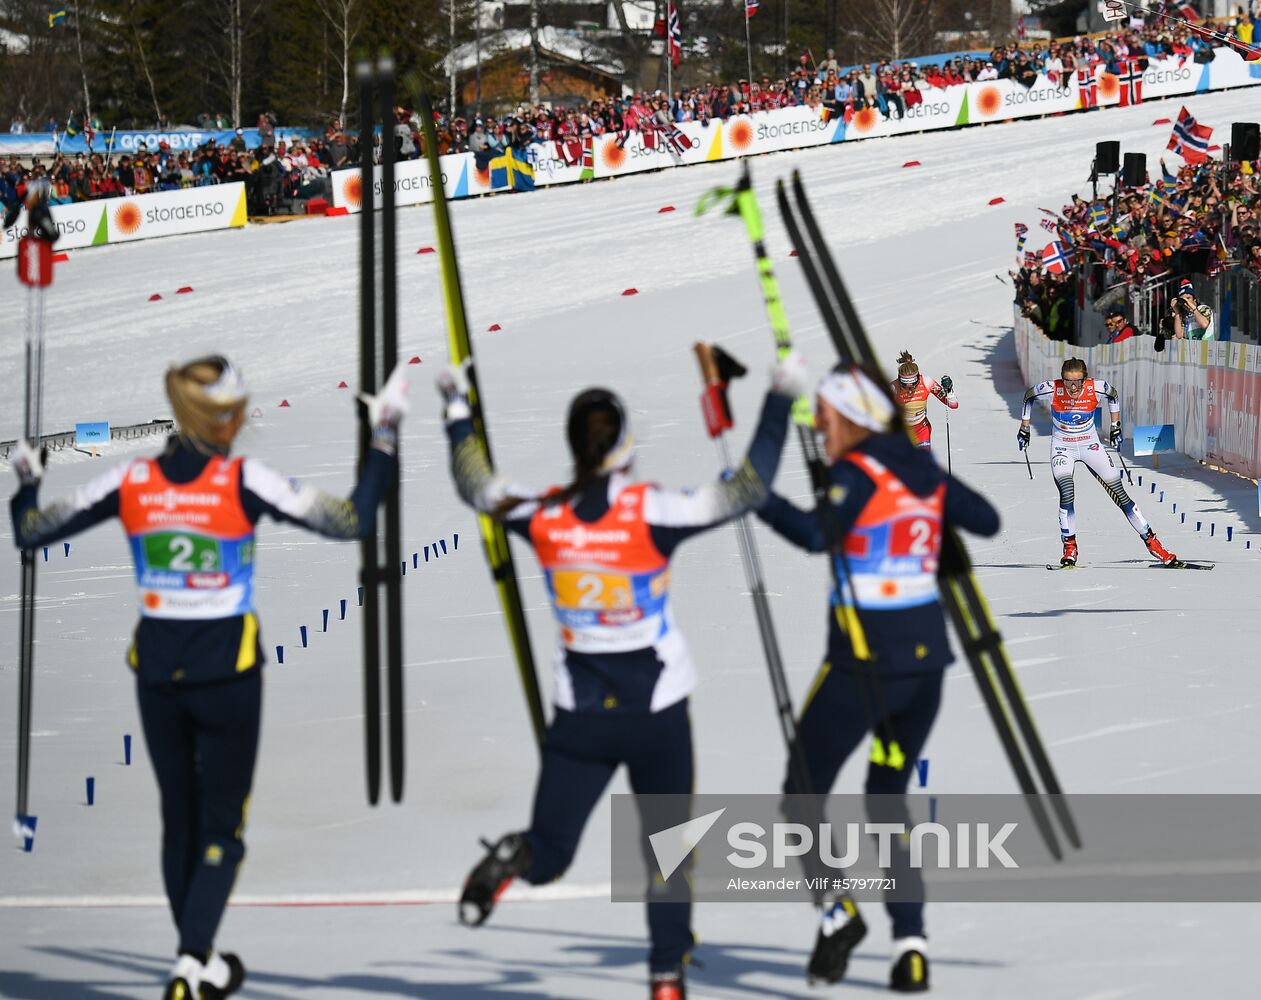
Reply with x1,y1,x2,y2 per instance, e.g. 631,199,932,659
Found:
2,87,1259,998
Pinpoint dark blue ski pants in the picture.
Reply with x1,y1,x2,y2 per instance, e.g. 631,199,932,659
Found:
524,698,694,973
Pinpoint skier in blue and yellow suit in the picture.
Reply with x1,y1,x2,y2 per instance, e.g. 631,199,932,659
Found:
9,355,409,999
439,351,810,1000
756,364,999,994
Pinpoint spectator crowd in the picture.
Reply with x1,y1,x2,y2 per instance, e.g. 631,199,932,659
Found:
1012,144,1259,345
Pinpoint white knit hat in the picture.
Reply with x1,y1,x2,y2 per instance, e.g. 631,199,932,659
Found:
816,368,894,433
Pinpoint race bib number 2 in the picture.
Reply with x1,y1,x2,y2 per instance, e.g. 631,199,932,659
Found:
143,532,221,572
551,570,633,610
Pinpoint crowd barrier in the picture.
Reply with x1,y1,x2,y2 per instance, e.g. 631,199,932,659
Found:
1015,311,1261,480
330,44,1261,211
0,182,248,259
0,127,319,156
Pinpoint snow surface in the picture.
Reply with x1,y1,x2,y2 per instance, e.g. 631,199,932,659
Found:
2,88,1260,998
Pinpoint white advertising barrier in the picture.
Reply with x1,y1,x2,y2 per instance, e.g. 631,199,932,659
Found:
1,182,246,259
329,151,479,211
105,182,247,245
1,199,108,258
1014,312,1261,479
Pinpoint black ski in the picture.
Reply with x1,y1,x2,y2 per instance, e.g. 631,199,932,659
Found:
357,56,405,805
1151,560,1214,570
779,170,1080,861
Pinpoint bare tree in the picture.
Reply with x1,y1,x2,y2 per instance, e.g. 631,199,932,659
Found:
312,0,359,125
854,0,933,61
72,1,93,121
207,0,263,126
122,0,163,123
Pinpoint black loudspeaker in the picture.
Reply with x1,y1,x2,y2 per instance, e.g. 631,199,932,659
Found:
1122,151,1147,187
1231,122,1260,162
1095,140,1120,174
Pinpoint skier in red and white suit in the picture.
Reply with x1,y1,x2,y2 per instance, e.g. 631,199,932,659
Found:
1019,357,1176,567
891,351,957,450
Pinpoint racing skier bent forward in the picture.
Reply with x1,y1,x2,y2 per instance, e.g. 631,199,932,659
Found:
1018,357,1175,567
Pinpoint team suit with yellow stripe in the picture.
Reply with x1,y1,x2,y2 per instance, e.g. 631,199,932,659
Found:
757,426,999,975
447,388,792,983
10,434,395,964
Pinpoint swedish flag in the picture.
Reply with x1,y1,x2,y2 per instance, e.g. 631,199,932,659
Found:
489,146,535,192
48,8,67,27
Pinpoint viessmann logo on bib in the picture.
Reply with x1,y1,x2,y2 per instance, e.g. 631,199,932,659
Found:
546,526,631,548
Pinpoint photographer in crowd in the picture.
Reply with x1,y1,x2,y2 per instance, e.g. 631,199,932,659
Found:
1169,279,1215,340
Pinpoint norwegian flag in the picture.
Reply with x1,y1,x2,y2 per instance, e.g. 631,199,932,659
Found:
668,3,682,68
557,138,584,167
1077,66,1097,108
1118,60,1144,107
1042,241,1071,274
1014,222,1028,236
1023,251,1039,269
1167,106,1213,164
1039,218,1059,232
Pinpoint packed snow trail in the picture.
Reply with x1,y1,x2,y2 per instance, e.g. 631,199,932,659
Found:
1,87,1259,998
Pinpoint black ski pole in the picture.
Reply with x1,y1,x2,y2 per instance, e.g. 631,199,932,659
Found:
14,230,54,848
1024,446,1034,480
356,59,383,806
376,55,405,804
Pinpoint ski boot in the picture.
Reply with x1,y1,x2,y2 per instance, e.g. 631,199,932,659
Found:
459,832,532,927
650,968,686,1000
1144,528,1176,566
162,955,202,1000
1060,535,1078,567
199,952,246,999
889,936,929,993
807,902,867,984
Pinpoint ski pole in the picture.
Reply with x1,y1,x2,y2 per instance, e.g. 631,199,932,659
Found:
945,409,952,475
1024,446,1033,480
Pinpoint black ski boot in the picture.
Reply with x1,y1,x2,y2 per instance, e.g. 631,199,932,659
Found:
889,937,929,993
459,832,532,927
650,967,686,1000
200,952,245,999
807,903,867,984
162,955,201,1000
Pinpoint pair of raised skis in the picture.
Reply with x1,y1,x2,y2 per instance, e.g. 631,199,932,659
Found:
357,58,405,804
707,163,1082,863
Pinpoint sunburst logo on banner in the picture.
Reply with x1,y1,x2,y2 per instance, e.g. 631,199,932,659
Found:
851,107,878,133
601,138,627,170
343,174,362,208
728,117,753,150
1098,73,1119,99
977,86,1002,116
114,201,142,234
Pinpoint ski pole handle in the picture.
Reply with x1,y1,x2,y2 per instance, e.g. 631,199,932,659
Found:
693,342,732,438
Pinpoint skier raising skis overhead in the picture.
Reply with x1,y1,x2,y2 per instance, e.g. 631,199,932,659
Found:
891,351,956,451
8,355,409,1000
755,365,1000,994
1018,357,1175,567
440,351,809,1000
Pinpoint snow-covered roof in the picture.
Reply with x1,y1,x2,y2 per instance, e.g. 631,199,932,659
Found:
446,27,624,78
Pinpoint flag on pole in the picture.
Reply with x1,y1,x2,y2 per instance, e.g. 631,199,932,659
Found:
1089,204,1109,231
668,4,682,67
1167,105,1213,163
746,0,759,17
48,8,66,27
1042,241,1071,274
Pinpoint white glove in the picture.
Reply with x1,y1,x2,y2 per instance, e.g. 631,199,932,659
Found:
11,439,44,486
359,363,410,430
770,349,810,399
435,361,472,423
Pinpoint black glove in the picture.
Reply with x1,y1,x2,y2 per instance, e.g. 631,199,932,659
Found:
1110,422,1124,450
939,375,953,394
1017,425,1030,451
